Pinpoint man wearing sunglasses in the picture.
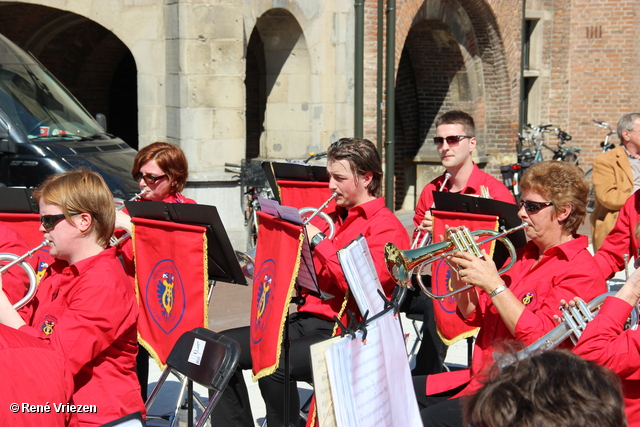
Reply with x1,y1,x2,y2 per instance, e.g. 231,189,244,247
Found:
406,110,515,377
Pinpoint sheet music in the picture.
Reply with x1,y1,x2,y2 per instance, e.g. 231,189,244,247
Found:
337,236,385,316
314,312,421,427
310,336,341,427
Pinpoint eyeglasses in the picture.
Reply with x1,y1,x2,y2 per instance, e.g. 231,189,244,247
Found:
133,172,167,185
433,135,471,146
518,200,553,213
40,212,81,231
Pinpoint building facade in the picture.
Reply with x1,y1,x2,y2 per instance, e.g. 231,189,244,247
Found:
1,0,638,250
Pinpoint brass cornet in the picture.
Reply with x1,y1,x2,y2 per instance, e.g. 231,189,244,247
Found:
385,223,528,299
497,291,639,368
0,239,49,310
110,189,147,246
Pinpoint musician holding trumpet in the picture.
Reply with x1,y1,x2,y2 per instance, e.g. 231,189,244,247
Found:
214,137,410,427
113,141,196,401
0,169,144,426
407,110,515,376
413,161,607,427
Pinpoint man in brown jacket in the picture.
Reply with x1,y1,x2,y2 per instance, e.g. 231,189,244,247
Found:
590,112,640,251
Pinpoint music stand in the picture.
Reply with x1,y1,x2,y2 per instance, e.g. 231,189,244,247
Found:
432,192,526,268
125,201,247,286
262,161,330,203
0,187,38,213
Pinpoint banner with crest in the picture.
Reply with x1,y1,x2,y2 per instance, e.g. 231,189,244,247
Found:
133,217,209,367
250,211,304,380
431,211,500,344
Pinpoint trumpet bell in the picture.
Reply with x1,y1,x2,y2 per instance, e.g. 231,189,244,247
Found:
235,248,256,283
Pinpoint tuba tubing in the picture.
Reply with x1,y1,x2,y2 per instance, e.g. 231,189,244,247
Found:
0,239,50,310
385,222,528,300
497,291,628,368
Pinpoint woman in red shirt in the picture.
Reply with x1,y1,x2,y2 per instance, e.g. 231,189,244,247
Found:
0,169,144,426
113,141,196,400
414,161,607,427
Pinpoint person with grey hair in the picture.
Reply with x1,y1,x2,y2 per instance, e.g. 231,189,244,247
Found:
590,112,640,251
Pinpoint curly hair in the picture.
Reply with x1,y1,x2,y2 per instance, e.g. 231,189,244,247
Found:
464,349,626,427
520,161,588,234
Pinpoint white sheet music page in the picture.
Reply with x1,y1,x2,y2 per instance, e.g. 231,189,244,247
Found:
310,336,341,427
320,312,422,427
337,235,385,316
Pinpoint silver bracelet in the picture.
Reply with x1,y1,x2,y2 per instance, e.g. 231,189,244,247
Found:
489,284,508,298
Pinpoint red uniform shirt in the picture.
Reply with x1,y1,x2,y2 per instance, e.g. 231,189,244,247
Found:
595,191,640,279
19,247,144,426
426,236,607,396
573,296,640,426
0,323,76,427
298,197,410,321
413,164,515,230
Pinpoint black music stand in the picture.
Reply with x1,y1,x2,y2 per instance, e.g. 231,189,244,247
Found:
125,201,247,286
262,161,330,203
0,187,39,213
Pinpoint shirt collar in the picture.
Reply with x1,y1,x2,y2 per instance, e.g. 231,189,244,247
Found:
522,234,588,262
437,163,483,194
335,197,386,221
50,246,117,277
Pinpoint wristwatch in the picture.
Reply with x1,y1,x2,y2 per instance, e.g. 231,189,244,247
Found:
310,232,326,250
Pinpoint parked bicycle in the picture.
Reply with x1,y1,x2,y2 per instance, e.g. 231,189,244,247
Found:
225,159,274,251
501,124,577,200
585,119,617,213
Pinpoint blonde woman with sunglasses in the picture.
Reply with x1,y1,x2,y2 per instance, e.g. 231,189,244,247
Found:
0,169,144,426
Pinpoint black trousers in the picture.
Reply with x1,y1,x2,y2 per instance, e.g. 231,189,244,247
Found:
413,375,464,427
211,312,334,426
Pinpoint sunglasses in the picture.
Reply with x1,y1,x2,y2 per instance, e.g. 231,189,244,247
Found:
518,200,553,213
433,135,471,146
133,172,167,185
40,212,81,231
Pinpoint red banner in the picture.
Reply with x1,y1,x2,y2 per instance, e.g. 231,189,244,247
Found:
431,211,499,344
277,180,335,210
133,218,208,367
250,211,303,379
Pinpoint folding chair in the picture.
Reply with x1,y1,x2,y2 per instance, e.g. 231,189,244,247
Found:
145,327,240,427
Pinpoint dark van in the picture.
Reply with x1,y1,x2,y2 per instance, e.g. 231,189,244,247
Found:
0,32,138,199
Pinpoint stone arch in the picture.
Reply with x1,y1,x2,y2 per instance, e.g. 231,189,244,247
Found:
394,0,513,209
0,2,139,148
245,8,311,160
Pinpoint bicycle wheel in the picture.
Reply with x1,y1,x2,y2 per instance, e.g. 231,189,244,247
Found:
585,169,595,213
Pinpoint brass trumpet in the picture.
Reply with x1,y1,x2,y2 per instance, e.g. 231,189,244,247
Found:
0,239,49,310
498,291,639,368
411,173,451,249
110,189,147,246
385,223,528,299
235,191,338,282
